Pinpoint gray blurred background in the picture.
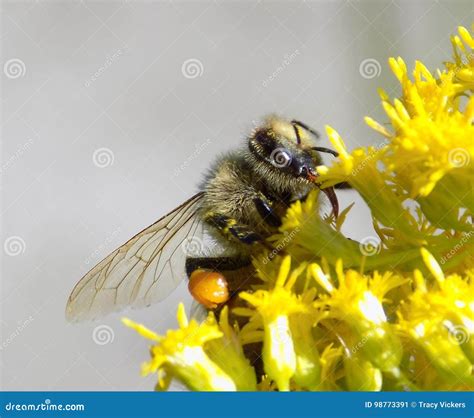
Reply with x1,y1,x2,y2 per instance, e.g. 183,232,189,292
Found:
1,0,472,390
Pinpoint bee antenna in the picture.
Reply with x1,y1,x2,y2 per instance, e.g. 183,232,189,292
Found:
311,146,339,157
291,120,320,139
292,124,302,145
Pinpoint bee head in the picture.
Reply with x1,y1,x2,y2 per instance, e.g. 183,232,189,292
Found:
248,115,337,183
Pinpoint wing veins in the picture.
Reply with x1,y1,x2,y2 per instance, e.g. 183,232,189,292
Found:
133,206,200,301
66,192,205,321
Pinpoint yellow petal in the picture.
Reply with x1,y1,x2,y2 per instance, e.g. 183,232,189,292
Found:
122,318,160,341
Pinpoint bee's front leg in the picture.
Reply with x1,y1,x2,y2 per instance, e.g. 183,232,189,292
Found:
253,197,282,227
205,213,263,245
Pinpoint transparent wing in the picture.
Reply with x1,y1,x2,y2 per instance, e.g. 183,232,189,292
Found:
66,192,205,322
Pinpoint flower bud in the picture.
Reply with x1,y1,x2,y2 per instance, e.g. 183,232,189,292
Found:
204,308,257,391
290,315,321,390
263,314,296,391
344,355,382,391
409,322,473,386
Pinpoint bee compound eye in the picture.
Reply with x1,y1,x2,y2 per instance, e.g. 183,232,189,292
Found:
188,269,229,309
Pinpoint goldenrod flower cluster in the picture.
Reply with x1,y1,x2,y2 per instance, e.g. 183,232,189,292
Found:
124,26,474,391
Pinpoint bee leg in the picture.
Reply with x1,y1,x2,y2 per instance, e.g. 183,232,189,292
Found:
185,256,251,278
206,213,263,245
254,197,282,227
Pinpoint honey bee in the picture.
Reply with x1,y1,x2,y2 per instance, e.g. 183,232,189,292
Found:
66,115,342,321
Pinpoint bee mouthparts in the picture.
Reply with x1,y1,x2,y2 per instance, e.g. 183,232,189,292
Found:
305,172,339,218
321,186,339,218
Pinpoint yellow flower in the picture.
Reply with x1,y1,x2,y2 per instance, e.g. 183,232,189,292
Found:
317,31,473,268
446,25,474,93
318,128,427,246
397,250,474,387
310,262,404,373
318,344,343,391
320,28,474,230
126,26,474,392
237,256,311,391
344,354,382,391
381,59,474,201
290,288,321,390
397,317,473,388
204,307,257,390
123,304,236,391
277,189,364,266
